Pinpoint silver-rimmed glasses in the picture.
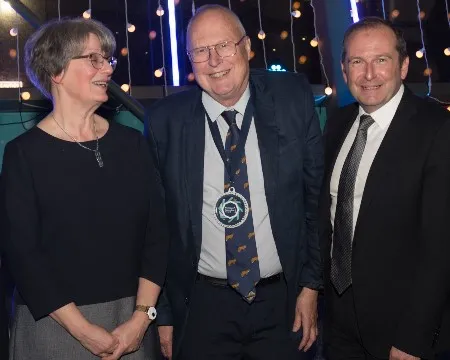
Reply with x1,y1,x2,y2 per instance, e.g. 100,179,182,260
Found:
72,53,118,70
187,35,247,63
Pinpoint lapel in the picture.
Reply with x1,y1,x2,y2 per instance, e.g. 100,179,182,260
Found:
356,89,418,225
250,74,279,224
183,90,205,258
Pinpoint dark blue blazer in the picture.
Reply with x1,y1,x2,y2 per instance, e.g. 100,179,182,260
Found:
146,69,324,356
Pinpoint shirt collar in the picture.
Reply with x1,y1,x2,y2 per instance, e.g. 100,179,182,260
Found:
202,85,250,122
358,84,404,130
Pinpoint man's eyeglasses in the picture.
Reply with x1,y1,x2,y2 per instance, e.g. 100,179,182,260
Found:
187,35,247,63
71,53,118,71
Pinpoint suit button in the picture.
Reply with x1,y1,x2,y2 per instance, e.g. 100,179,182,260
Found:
184,297,189,305
192,260,196,267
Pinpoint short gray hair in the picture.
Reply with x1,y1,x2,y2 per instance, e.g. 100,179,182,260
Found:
25,18,116,99
186,5,246,48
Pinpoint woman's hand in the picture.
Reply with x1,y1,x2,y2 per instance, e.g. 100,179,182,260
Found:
75,322,119,357
101,311,151,360
50,303,118,357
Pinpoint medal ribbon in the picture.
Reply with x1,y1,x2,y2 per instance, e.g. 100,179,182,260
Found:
206,99,254,185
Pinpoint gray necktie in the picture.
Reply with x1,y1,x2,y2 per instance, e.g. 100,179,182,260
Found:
331,114,374,294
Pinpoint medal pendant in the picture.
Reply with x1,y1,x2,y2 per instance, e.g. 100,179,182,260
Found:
214,187,249,228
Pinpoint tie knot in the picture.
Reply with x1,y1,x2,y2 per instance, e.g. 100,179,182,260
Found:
359,114,374,133
222,110,238,127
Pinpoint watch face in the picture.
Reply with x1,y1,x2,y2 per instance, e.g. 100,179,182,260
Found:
147,306,157,320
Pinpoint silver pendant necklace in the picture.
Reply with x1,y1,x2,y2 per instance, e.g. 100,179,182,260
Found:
51,113,104,168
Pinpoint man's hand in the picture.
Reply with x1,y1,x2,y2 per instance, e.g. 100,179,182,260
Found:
102,312,150,360
158,325,173,359
292,287,318,352
389,346,420,360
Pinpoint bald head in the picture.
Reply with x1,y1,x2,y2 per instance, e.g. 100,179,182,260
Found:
186,5,246,50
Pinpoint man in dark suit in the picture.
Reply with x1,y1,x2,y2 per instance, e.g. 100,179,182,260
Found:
320,17,450,360
146,4,323,360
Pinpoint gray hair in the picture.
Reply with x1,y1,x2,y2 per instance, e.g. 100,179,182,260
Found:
186,4,246,49
24,18,116,99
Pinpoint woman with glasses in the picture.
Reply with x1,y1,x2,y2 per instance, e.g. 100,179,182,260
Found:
2,18,168,360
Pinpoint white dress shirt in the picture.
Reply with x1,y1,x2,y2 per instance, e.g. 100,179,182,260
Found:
198,86,282,279
330,85,405,239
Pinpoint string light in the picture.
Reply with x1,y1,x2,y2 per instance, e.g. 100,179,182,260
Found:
447,106,450,112
416,0,431,96
415,48,424,58
9,27,18,36
257,0,267,69
158,0,168,95
156,5,164,16
381,0,386,19
310,0,331,95
120,47,128,56
124,0,132,95
82,0,92,19
289,0,297,72
149,30,157,40
291,10,301,18
444,0,450,57
21,91,31,100
310,38,318,47
121,84,130,92
127,23,136,32
280,30,288,40
14,12,22,105
292,1,300,10
324,86,333,96
82,9,91,19
391,9,400,19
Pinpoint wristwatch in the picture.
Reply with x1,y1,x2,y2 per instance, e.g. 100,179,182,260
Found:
135,305,157,320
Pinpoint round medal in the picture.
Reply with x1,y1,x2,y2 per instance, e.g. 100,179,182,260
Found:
214,187,249,228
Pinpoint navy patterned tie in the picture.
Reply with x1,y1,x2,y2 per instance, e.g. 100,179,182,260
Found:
331,114,374,294
222,110,260,303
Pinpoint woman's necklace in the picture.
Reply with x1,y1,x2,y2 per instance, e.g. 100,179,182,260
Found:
51,113,104,168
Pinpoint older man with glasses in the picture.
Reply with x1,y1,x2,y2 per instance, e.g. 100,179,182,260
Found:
146,4,323,360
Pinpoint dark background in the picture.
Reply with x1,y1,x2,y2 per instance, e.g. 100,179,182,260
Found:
0,0,449,91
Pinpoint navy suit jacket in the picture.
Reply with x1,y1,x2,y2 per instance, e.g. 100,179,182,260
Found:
320,88,450,358
146,69,324,356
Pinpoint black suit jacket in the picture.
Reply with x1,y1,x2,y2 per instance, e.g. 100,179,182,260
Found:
320,88,450,359
146,69,324,357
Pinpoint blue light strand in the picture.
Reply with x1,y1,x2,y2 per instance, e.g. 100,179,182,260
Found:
349,0,359,23
168,0,179,86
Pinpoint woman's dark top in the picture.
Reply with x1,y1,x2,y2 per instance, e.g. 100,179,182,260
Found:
2,121,168,320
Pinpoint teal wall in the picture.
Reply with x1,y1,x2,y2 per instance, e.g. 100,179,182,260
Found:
0,107,326,171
